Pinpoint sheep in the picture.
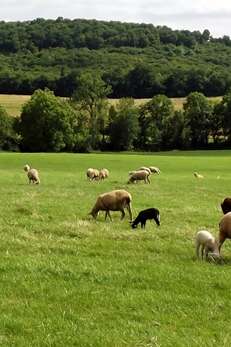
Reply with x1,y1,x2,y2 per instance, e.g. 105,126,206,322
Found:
86,168,99,181
90,189,132,221
23,164,40,184
195,230,220,261
218,212,231,252
128,170,150,184
194,172,204,179
149,166,161,174
99,168,109,180
131,208,160,229
138,167,152,174
221,197,231,214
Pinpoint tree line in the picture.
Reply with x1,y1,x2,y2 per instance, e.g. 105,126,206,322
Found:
1,72,231,153
0,18,231,97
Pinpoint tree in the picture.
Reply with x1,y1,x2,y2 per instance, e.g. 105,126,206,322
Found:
138,95,174,150
19,89,77,152
184,92,212,147
72,72,111,149
108,98,139,151
0,105,19,150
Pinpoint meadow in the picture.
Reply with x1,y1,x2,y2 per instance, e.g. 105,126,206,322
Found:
0,150,231,346
0,94,222,117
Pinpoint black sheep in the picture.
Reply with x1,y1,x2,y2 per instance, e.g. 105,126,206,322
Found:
131,208,160,229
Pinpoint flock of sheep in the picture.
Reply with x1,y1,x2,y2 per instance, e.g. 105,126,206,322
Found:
23,163,231,264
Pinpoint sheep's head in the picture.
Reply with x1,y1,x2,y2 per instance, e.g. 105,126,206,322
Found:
23,164,30,172
89,210,98,219
130,221,137,229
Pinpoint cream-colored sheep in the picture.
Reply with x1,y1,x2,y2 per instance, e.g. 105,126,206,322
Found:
90,189,132,221
195,230,220,260
138,167,152,174
99,168,109,180
86,168,99,181
149,166,161,174
128,170,150,184
194,172,204,179
23,165,40,184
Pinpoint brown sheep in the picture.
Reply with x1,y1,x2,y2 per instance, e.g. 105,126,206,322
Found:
218,212,231,252
23,165,40,184
221,197,231,214
128,170,150,184
90,189,132,221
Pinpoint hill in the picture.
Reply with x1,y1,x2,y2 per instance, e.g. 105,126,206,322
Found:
0,18,231,98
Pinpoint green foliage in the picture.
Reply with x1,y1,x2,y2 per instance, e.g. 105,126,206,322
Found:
108,98,140,150
0,105,19,150
184,92,213,147
19,89,77,152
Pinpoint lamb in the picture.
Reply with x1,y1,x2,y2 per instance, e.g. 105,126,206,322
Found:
218,212,231,252
149,166,161,174
195,230,220,260
99,168,109,180
194,172,204,179
23,164,40,184
86,168,99,181
131,208,160,229
221,197,231,214
90,189,132,221
128,170,150,184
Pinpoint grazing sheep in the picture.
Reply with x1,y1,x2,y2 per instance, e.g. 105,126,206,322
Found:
86,168,99,181
128,170,150,184
149,166,161,174
138,167,152,174
221,197,231,214
99,168,109,180
90,189,132,221
194,172,204,179
195,230,220,260
218,212,231,252
131,208,160,229
23,165,40,184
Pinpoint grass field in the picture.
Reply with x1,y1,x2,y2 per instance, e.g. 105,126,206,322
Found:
0,94,223,117
0,150,231,346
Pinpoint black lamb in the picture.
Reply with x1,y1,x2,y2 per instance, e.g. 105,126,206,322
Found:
131,208,160,229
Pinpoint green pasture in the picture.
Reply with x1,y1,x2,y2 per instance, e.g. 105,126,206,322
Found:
0,150,231,346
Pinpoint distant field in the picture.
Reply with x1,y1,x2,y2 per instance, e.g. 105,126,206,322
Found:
0,94,223,116
0,150,231,346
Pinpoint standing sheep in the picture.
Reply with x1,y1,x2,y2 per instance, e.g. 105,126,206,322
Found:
221,197,231,214
138,167,152,174
131,208,160,229
128,170,150,184
90,189,132,221
99,168,109,180
218,212,231,252
195,230,220,260
86,168,99,181
23,165,40,184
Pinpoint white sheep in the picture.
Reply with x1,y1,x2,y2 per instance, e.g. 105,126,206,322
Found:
86,168,99,181
194,172,204,179
149,166,161,174
23,164,40,184
128,170,150,184
138,166,152,174
90,189,132,221
99,168,109,180
195,230,220,261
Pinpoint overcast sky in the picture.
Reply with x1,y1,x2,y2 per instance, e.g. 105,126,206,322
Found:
1,0,231,38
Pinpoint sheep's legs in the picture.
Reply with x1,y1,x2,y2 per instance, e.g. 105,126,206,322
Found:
120,209,125,220
105,211,112,221
126,204,133,221
201,245,205,259
218,235,226,253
